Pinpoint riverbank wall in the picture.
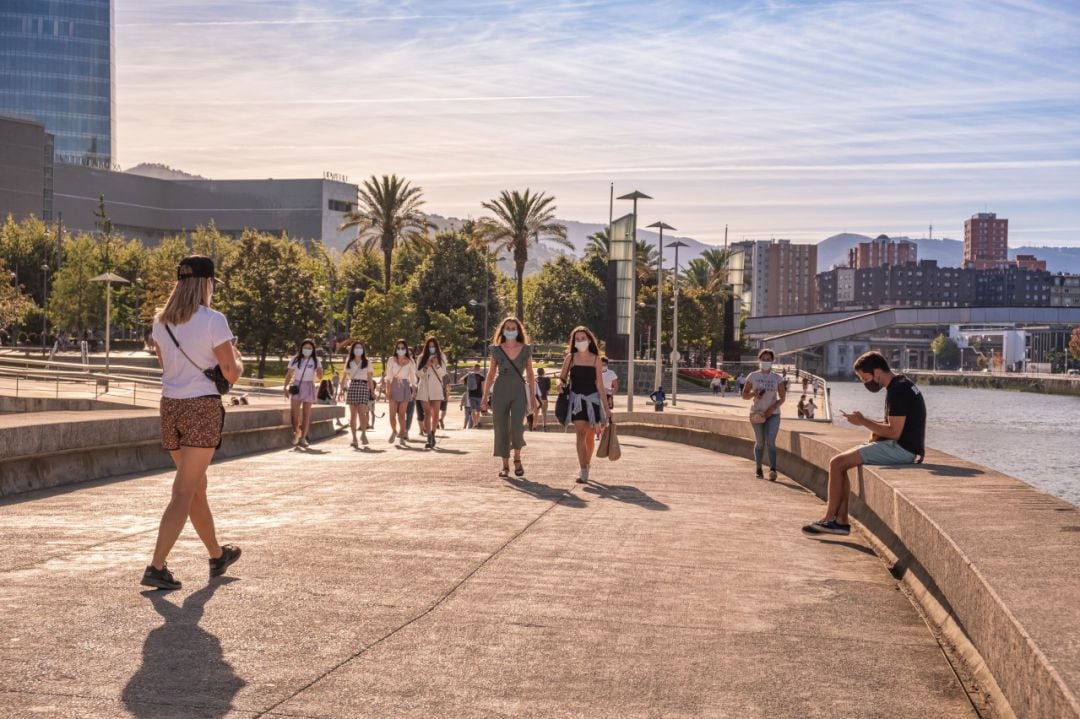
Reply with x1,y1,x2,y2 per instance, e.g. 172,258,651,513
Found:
613,410,1080,719
906,370,1080,396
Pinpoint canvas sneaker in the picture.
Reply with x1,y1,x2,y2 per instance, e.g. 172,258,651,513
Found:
209,544,242,578
141,564,181,590
802,520,851,536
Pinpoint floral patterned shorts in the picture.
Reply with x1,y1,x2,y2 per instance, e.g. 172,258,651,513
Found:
160,395,225,450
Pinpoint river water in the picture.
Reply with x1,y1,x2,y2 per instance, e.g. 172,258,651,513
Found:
826,381,1080,506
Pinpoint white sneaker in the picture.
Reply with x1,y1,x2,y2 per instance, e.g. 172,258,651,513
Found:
300,438,310,448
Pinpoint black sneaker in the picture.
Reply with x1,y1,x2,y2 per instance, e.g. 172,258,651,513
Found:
142,564,181,590
209,544,242,578
801,520,851,536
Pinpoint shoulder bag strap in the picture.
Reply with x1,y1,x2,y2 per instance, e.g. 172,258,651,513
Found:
163,324,207,373
499,345,526,386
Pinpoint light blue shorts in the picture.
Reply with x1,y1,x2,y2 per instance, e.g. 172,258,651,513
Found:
857,440,917,466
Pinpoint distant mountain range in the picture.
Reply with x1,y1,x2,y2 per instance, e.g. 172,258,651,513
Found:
816,233,1080,274
428,215,1080,276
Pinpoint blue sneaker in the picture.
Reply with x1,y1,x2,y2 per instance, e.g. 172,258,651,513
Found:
802,519,851,536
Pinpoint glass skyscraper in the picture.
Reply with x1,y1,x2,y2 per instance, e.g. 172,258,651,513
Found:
0,0,115,167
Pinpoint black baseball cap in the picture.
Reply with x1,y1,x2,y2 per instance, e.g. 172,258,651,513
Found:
177,255,223,283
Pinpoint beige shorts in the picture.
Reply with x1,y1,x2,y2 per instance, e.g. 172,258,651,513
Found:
160,395,225,450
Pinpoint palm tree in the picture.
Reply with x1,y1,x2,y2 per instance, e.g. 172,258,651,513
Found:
479,189,569,319
338,174,434,291
683,248,731,295
585,227,659,284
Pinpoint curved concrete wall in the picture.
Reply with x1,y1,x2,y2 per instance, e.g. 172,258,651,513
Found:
613,411,1080,719
0,405,343,498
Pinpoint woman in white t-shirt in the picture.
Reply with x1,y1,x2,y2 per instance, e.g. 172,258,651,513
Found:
283,338,324,448
341,339,375,447
742,348,786,481
383,338,417,446
143,255,243,591
415,336,448,449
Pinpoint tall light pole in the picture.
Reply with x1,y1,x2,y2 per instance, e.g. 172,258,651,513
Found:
469,298,489,370
667,240,689,406
646,221,675,391
90,272,130,372
40,263,50,355
617,190,651,412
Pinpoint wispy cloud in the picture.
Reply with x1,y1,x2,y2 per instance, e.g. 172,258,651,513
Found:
115,0,1080,246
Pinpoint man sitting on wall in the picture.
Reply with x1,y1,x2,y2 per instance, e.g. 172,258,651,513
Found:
803,351,926,536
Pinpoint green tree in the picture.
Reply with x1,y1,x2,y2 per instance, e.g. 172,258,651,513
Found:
584,226,658,285
190,222,237,269
140,236,191,325
930,334,960,370
409,231,498,337
479,189,569,320
0,258,34,335
216,231,326,377
339,174,434,291
0,214,60,306
523,256,606,342
48,233,104,334
427,306,474,367
350,284,416,362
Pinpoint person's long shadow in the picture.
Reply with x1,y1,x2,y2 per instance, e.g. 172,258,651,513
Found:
122,578,245,718
581,480,670,511
502,476,588,508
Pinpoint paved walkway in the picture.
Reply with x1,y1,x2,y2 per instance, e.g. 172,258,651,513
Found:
0,415,972,718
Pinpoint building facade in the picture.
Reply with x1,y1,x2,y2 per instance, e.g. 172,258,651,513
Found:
1013,254,1047,272
733,239,817,317
963,212,1008,270
1050,274,1080,308
0,0,115,167
974,266,1052,307
0,115,53,221
817,260,977,312
847,234,917,269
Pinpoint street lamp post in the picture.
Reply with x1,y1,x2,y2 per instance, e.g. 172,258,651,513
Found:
646,221,675,392
8,270,18,348
40,263,50,355
469,298,489,371
617,190,651,412
667,240,689,406
90,271,130,372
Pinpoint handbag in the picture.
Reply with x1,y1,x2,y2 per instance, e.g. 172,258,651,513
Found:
289,359,310,396
555,377,571,426
595,420,621,461
163,324,232,395
749,411,767,424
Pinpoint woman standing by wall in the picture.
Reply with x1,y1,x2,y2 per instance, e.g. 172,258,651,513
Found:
480,317,537,478
558,326,608,483
144,255,243,590
742,348,785,480
383,339,417,446
283,338,323,448
416,336,448,449
341,340,375,447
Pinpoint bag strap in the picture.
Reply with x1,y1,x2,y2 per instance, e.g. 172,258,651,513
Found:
293,357,309,385
163,324,207,373
499,345,526,385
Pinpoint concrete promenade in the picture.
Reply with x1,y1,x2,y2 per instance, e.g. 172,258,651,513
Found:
0,414,974,717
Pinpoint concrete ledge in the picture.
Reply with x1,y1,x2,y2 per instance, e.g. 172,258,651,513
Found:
0,405,344,498
613,411,1080,719
0,396,141,413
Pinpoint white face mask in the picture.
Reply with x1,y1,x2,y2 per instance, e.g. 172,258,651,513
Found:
760,361,773,371
575,340,590,353
428,347,436,355
302,348,313,358
396,347,407,357
354,347,364,357
503,329,518,341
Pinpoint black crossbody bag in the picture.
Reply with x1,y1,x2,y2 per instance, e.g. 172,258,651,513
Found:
163,324,232,395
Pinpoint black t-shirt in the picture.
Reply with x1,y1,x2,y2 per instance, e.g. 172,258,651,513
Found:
465,372,485,398
537,376,551,398
884,374,926,456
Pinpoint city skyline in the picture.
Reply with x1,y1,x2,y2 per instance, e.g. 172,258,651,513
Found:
114,0,1080,246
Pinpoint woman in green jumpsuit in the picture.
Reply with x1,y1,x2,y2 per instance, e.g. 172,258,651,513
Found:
480,317,538,478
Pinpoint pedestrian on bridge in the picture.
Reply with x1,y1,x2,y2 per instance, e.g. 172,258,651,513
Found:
143,255,242,590
743,348,785,481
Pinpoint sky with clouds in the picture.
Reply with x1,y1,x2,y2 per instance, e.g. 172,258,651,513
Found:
115,0,1080,246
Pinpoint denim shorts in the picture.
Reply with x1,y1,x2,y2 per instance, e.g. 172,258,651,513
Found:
857,440,917,465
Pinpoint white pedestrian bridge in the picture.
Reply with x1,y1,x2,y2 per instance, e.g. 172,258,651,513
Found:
744,306,1080,355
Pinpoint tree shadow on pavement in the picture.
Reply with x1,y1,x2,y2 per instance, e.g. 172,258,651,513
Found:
122,578,245,718
581,480,669,511
502,476,588,508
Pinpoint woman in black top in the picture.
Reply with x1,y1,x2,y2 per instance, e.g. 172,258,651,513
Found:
558,326,609,484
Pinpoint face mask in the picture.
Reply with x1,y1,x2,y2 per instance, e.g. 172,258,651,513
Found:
503,329,518,341
863,378,883,393
302,348,312,358
428,347,436,355
760,361,773,371
354,347,364,357
396,348,407,357
575,340,590,352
